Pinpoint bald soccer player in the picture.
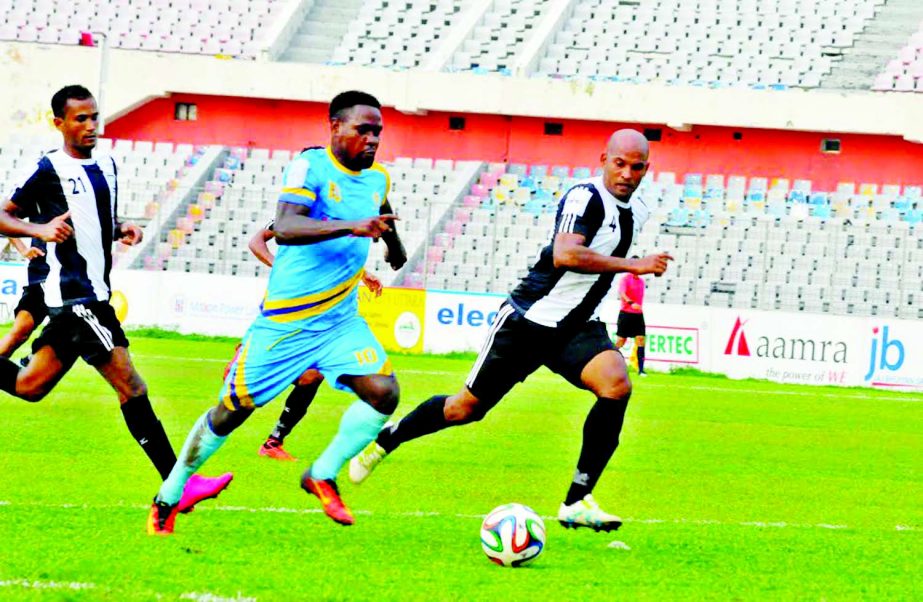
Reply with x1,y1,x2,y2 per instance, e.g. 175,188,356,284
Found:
349,130,672,532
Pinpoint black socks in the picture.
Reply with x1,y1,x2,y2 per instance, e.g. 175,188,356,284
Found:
376,395,449,453
270,384,316,442
121,395,177,480
565,396,630,505
0,357,19,394
637,345,646,373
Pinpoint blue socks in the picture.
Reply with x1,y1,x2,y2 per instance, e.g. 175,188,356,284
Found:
157,411,228,505
311,401,389,481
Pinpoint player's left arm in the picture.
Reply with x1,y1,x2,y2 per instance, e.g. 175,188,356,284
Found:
114,221,143,245
361,271,383,297
248,227,275,267
9,237,44,259
379,199,406,270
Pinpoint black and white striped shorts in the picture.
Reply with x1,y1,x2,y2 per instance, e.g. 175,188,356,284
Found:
33,301,129,366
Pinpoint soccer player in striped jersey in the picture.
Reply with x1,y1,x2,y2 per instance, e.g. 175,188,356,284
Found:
351,130,673,532
149,91,407,533
0,85,231,511
245,219,383,461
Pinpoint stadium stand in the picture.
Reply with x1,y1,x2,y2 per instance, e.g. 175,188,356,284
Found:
149,147,480,281
0,131,917,319
0,0,292,58
400,163,922,319
450,0,550,74
327,0,472,69
535,0,885,87
873,21,923,92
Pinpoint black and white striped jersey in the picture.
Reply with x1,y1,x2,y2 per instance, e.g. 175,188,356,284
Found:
10,149,119,308
508,176,650,329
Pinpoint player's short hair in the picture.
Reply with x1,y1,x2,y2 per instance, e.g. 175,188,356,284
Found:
329,91,381,121
51,85,94,118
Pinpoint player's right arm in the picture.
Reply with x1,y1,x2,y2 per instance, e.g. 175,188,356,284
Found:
554,234,670,276
0,200,72,243
551,186,670,276
0,162,73,243
272,153,397,245
274,202,398,244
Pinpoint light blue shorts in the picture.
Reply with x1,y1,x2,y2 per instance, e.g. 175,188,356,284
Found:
219,315,391,410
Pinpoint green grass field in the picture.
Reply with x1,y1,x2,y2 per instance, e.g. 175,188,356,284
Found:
0,334,920,601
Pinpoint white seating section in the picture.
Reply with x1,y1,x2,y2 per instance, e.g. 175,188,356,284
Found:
450,0,551,73
330,0,471,69
873,22,923,92
537,0,884,87
0,0,294,58
406,162,921,319
159,150,469,280
632,218,921,320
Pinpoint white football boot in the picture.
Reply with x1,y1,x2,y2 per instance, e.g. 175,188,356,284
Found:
557,494,623,532
349,440,388,484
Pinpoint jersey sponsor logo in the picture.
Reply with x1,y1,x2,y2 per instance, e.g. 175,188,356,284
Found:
328,181,342,203
373,191,381,205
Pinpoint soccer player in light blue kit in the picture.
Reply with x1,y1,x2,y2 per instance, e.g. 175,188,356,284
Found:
148,91,407,533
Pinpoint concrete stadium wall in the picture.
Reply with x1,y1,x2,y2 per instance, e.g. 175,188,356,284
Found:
103,93,923,190
2,42,922,144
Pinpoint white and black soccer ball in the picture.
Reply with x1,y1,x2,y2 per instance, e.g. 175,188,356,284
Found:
480,503,546,567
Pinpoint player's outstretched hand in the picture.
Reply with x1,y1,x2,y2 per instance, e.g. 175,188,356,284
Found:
38,210,73,243
352,214,398,240
362,271,383,297
634,252,674,276
117,222,144,246
23,246,45,259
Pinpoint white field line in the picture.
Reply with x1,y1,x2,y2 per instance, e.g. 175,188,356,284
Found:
1,499,915,532
0,579,96,591
132,354,921,403
181,592,256,602
0,579,255,601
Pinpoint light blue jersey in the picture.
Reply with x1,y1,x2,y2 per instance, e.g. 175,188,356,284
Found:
259,146,390,331
219,147,394,406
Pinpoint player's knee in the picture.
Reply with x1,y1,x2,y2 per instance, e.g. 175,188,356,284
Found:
128,379,148,399
444,396,485,424
596,376,632,401
296,369,324,387
209,403,251,436
365,378,400,415
16,373,50,402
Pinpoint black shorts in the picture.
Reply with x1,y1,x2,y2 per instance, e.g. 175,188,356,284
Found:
465,303,616,406
14,284,48,325
616,311,646,338
32,301,129,366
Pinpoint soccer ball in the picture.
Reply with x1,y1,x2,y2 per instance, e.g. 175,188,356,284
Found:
480,503,546,567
